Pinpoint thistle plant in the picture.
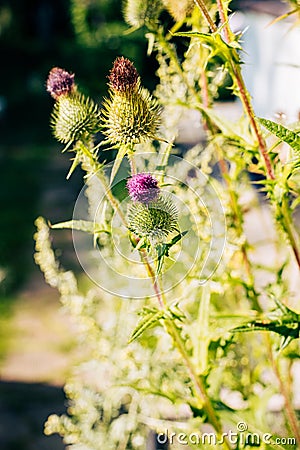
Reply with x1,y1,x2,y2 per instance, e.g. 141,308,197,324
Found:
47,67,101,149
35,0,300,449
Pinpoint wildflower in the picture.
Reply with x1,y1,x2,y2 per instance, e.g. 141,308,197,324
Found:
108,57,139,94
47,67,101,147
128,196,179,243
102,57,161,146
46,67,75,100
127,173,160,203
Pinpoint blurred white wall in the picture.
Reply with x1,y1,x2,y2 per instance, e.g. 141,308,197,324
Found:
231,8,300,121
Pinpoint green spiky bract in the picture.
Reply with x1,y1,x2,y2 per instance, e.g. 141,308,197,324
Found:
101,85,161,146
51,92,101,148
128,196,179,243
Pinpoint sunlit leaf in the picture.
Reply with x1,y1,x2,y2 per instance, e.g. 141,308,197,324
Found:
129,308,166,343
259,117,300,155
51,219,109,234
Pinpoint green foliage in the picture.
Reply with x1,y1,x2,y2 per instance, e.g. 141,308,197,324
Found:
259,117,300,155
36,0,300,449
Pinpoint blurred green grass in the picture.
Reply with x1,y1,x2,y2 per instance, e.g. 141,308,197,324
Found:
0,0,156,296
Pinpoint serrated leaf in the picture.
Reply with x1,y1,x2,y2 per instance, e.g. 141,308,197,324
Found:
51,219,109,234
259,117,300,154
174,31,239,63
233,319,300,342
129,308,165,343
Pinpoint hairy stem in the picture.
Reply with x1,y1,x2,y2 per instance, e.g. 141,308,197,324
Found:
194,0,275,180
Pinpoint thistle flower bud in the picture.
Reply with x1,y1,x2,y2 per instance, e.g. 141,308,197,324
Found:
127,173,159,203
102,58,161,146
123,0,163,29
128,196,178,243
108,57,139,94
46,67,75,100
50,93,101,146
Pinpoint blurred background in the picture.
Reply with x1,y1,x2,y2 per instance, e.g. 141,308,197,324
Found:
0,1,155,448
0,0,298,449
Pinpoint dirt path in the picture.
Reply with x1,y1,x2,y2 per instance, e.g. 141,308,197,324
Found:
0,270,78,450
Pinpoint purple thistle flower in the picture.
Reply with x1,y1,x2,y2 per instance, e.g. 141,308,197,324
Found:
127,173,160,203
47,67,75,100
108,57,139,93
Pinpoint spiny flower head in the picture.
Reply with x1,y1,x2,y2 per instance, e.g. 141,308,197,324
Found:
102,87,161,145
46,67,75,100
127,173,159,203
108,57,139,94
123,0,163,29
102,58,161,146
51,93,101,146
46,67,101,147
128,196,178,243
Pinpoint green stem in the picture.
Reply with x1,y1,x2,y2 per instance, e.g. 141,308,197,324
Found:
281,196,300,269
127,148,137,175
127,151,229,447
200,66,260,309
215,0,300,270
165,318,228,440
231,63,275,180
195,0,275,181
194,0,217,32
266,335,300,444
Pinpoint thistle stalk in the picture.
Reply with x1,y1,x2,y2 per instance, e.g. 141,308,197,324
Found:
127,152,229,448
193,0,275,181
266,335,300,444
